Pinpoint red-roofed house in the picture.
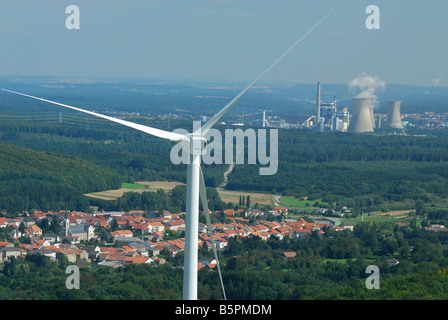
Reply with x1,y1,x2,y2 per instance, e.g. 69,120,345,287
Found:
164,221,185,231
150,231,164,242
0,217,8,228
272,207,288,214
31,211,46,221
0,242,11,248
25,225,42,237
125,255,150,264
148,222,165,233
282,252,296,259
129,210,145,215
111,230,133,239
223,209,234,217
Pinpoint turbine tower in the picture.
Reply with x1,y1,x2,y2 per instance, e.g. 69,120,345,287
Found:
2,9,334,300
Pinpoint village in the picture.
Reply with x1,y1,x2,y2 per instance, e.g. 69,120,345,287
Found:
0,206,355,269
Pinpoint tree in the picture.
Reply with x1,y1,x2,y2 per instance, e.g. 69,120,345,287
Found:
415,200,425,215
38,218,50,234
18,222,25,234
110,219,119,232
2,256,18,277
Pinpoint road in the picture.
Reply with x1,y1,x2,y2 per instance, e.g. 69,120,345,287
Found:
219,163,234,189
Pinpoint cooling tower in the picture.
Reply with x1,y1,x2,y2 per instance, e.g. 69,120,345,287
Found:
369,107,376,129
387,100,403,129
349,98,374,133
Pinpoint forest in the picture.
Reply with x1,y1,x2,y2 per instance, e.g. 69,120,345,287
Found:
2,115,448,214
0,119,228,214
226,130,448,211
0,142,121,215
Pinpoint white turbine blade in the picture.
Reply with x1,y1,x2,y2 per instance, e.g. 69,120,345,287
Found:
196,9,335,136
199,166,227,300
1,88,186,142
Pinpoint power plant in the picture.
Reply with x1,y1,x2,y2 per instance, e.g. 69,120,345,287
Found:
263,81,403,134
309,82,404,134
387,100,403,129
333,107,350,132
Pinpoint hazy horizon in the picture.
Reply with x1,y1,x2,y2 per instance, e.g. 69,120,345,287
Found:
1,1,447,88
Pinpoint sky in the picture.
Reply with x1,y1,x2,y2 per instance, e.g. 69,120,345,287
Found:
0,0,447,87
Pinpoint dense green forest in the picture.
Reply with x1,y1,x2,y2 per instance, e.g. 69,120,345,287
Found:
2,116,448,214
2,220,448,300
0,120,227,214
0,142,121,215
226,130,448,211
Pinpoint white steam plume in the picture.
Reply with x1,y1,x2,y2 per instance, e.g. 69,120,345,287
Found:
348,73,385,108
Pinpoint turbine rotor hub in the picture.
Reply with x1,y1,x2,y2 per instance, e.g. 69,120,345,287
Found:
189,135,207,156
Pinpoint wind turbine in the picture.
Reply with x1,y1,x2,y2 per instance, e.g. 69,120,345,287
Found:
1,9,334,300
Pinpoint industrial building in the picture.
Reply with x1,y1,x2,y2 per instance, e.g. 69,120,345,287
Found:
314,82,349,132
333,107,350,132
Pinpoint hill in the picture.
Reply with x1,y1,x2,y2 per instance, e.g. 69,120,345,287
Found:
0,142,121,215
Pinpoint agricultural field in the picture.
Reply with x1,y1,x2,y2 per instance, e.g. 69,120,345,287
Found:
121,183,145,190
85,181,184,200
85,181,275,206
279,196,329,208
218,189,274,205
341,210,414,224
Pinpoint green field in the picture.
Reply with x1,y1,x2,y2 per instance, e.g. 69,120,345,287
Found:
341,211,411,224
121,182,145,190
321,258,350,264
280,197,328,207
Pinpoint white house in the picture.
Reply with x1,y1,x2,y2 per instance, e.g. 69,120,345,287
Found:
9,229,21,239
43,233,60,243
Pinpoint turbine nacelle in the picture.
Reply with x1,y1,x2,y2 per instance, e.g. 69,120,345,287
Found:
190,135,207,156
181,134,207,156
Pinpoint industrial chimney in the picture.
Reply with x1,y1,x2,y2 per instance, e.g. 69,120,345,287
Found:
349,98,374,133
387,100,403,129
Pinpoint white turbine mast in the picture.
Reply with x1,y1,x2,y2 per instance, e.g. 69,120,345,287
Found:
1,9,333,300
